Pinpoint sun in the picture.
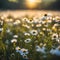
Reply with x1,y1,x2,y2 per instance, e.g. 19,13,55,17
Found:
25,0,42,9
28,0,36,3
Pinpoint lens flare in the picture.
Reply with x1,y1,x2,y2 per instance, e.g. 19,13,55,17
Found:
25,0,42,9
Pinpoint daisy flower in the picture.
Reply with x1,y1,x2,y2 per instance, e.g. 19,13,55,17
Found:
22,17,28,22
16,19,21,24
16,46,21,51
13,35,18,38
21,48,29,55
30,30,38,36
22,55,28,59
42,28,46,31
36,24,42,27
25,19,33,24
22,24,30,29
24,32,30,36
52,33,58,40
11,39,17,43
24,38,31,43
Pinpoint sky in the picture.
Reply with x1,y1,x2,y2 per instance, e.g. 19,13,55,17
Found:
0,0,60,10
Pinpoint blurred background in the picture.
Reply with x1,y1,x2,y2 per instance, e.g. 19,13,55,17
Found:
0,0,60,10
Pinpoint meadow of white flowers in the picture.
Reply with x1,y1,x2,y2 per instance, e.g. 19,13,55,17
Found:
0,13,60,60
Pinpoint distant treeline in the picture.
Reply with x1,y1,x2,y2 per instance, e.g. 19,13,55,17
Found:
0,0,60,10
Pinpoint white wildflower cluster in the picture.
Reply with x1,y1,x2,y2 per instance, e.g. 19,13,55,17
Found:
16,46,29,59
0,13,60,60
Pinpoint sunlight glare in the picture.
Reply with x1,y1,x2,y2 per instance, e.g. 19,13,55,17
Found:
25,0,42,9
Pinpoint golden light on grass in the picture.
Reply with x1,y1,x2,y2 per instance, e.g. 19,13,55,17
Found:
25,0,42,9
